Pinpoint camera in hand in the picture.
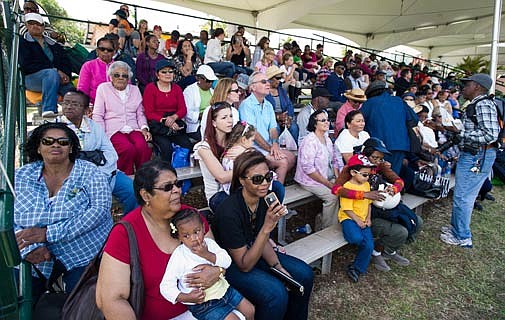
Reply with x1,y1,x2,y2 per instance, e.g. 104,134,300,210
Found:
437,134,462,153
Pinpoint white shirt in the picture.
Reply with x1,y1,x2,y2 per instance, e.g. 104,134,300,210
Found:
334,129,370,170
204,38,222,63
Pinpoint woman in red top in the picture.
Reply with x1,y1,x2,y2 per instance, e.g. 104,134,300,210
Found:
143,59,194,162
96,159,222,320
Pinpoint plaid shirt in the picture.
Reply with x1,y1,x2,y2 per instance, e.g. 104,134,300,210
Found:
15,159,112,278
462,94,500,148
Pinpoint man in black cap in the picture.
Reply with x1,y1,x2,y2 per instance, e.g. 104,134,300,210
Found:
325,61,347,111
296,87,332,144
441,73,500,248
360,80,415,174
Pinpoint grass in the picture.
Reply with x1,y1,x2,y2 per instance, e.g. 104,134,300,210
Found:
308,186,505,320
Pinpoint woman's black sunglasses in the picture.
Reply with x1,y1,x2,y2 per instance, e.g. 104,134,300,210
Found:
152,180,184,192
41,137,70,146
243,171,274,185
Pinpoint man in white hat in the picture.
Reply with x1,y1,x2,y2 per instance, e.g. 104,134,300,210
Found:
334,88,367,136
19,13,74,117
183,65,217,141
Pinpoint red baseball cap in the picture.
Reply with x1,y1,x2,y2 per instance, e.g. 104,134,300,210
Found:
347,154,376,168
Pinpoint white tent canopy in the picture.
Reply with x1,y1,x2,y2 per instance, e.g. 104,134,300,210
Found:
152,0,504,66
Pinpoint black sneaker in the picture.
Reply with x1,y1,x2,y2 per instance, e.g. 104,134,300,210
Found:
474,201,483,211
346,264,359,283
484,194,496,201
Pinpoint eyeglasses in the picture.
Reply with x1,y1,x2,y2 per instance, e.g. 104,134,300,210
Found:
160,70,175,74
252,79,268,85
368,155,384,163
41,137,70,146
273,76,283,80
229,88,240,93
243,171,274,185
112,73,129,79
152,180,184,192
316,118,329,123
61,101,85,108
199,77,212,83
352,170,370,178
98,47,114,53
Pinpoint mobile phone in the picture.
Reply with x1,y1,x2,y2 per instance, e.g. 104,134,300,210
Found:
264,192,288,215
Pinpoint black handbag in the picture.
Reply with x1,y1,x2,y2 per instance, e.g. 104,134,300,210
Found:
62,221,144,319
78,150,107,166
149,112,187,136
408,165,450,199
32,260,68,320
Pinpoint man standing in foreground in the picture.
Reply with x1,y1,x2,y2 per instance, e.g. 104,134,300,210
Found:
441,74,499,248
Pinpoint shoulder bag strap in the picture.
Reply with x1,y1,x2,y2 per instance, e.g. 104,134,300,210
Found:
116,220,144,318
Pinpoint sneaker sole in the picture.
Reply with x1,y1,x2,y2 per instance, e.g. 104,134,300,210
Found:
440,234,473,248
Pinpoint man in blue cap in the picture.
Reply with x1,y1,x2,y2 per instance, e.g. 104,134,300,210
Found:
441,73,499,248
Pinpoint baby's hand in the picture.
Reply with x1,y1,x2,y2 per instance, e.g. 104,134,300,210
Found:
184,289,206,304
191,239,210,257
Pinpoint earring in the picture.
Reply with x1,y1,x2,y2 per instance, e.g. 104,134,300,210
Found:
145,201,150,207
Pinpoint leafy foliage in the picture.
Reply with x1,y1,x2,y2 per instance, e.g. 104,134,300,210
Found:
457,56,488,74
37,0,84,45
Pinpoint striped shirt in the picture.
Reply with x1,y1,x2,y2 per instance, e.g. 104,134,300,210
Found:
462,94,500,148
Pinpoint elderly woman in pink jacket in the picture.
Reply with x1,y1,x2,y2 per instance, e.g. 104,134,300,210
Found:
93,61,152,175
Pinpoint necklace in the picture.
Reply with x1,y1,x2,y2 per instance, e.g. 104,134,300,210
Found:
245,199,259,230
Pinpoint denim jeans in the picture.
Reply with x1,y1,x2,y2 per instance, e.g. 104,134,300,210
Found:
187,286,243,320
341,219,374,274
207,62,236,78
225,253,313,320
451,148,496,239
24,68,74,113
111,170,138,215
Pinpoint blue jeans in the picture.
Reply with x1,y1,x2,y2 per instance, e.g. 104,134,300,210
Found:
112,170,138,215
451,148,496,239
225,253,313,320
207,62,236,78
341,219,374,274
187,286,243,320
24,68,74,113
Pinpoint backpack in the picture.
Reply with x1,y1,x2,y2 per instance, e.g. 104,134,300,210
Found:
465,95,505,148
371,202,419,236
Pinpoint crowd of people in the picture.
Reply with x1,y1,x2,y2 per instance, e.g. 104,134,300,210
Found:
14,2,502,319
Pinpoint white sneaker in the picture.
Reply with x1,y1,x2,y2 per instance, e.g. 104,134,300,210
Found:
440,232,473,248
41,111,57,117
440,225,454,235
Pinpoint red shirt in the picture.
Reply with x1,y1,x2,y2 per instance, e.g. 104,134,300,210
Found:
142,82,187,122
104,205,209,320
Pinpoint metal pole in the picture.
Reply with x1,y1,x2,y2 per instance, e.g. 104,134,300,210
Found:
489,0,502,93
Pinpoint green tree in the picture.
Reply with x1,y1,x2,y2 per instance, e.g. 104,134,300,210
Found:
199,20,228,35
37,0,84,45
457,55,488,74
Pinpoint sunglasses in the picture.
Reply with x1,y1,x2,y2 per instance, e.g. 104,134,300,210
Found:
112,73,129,79
41,137,71,146
243,171,274,185
273,76,283,80
98,47,114,53
159,70,175,74
252,79,268,85
152,180,184,192
352,170,370,178
316,118,329,123
229,88,240,93
211,102,231,110
199,76,212,83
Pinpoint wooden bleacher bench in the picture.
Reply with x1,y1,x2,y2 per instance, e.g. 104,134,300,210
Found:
176,165,203,180
284,175,456,274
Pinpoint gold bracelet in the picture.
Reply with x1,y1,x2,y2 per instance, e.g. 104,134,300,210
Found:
218,266,225,278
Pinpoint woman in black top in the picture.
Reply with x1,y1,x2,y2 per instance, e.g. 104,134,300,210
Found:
226,35,253,75
213,150,314,320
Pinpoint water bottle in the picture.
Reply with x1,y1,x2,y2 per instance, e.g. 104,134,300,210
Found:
293,223,312,234
279,136,287,149
443,161,452,177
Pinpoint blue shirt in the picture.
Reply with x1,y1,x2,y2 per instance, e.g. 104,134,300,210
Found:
239,94,277,149
360,91,412,152
265,85,295,117
325,72,346,103
15,159,112,278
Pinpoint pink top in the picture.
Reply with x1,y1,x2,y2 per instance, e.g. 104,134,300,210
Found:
104,205,209,320
294,132,336,187
142,82,187,122
77,58,113,104
334,101,361,137
92,82,148,138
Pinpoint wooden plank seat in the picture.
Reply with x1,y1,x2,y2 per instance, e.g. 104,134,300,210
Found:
284,175,456,274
